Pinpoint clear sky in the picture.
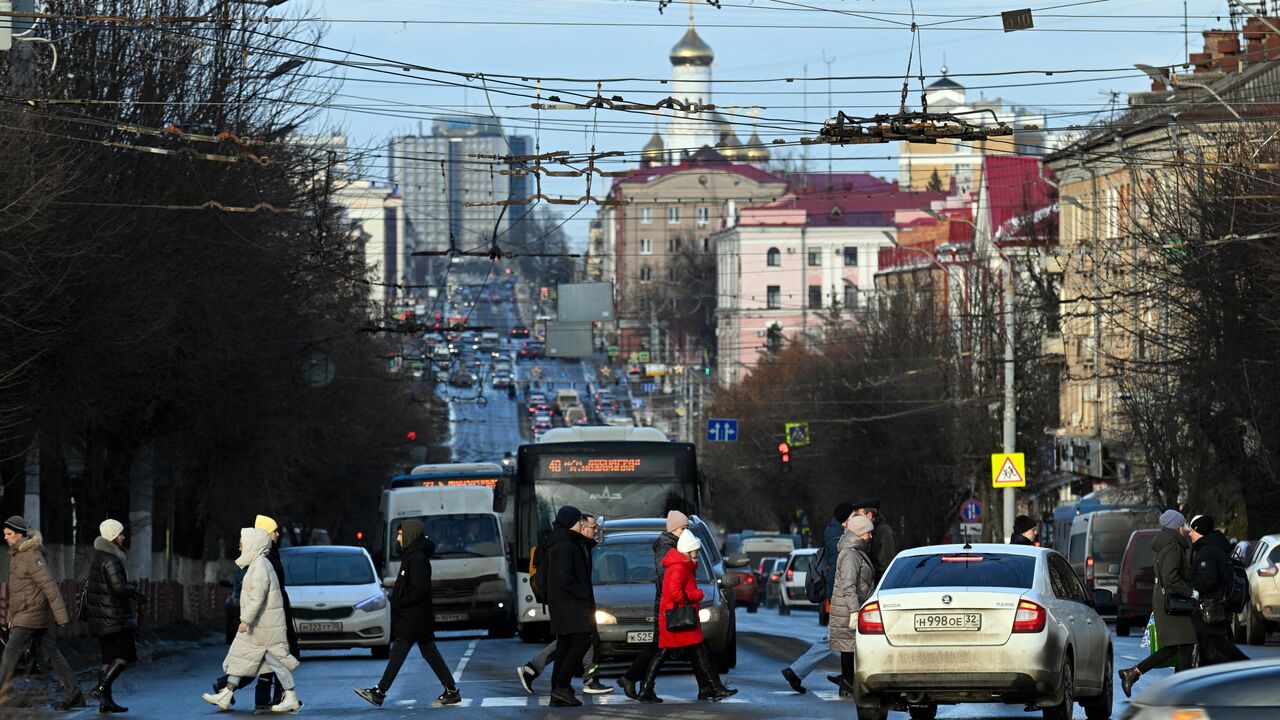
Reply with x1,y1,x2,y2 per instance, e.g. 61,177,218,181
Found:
303,0,1243,246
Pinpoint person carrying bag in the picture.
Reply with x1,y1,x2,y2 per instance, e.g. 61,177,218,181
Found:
1119,510,1198,698
636,532,736,704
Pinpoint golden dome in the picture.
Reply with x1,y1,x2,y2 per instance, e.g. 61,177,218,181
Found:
744,130,770,162
670,26,714,66
717,127,743,161
641,128,665,164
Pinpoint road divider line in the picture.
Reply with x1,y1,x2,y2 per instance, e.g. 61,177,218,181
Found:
453,639,478,681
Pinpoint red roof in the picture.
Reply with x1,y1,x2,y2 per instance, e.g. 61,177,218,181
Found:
983,156,1057,242
745,184,948,227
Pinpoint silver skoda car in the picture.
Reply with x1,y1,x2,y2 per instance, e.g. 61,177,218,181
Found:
853,543,1114,720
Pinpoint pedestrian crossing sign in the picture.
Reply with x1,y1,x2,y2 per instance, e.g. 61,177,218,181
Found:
991,453,1026,488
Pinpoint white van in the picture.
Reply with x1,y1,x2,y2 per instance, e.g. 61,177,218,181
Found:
1068,508,1159,600
380,481,515,636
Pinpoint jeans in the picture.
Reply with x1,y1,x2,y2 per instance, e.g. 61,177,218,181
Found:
787,634,832,679
528,635,596,676
378,639,455,692
0,626,79,695
550,633,592,692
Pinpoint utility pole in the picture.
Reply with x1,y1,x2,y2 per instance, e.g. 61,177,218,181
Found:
822,52,836,181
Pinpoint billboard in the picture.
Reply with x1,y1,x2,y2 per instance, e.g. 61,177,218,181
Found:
544,322,594,358
556,282,614,323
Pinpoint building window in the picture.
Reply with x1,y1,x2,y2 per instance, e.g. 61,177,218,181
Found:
808,248,822,267
639,207,652,224
766,285,781,309
639,266,652,282
808,285,822,309
843,246,858,266
667,206,681,224
702,237,709,252
765,325,783,354
843,282,858,309
767,247,781,266
669,237,681,253
639,238,652,255
696,207,710,226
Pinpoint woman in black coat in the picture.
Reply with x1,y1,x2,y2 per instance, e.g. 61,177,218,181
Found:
355,520,460,708
85,519,145,714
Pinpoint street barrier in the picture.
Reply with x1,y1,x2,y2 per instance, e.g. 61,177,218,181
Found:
0,579,229,637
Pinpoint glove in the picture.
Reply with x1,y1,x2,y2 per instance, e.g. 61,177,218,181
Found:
1191,589,1200,600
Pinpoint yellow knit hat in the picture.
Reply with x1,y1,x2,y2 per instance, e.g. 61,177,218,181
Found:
254,514,279,533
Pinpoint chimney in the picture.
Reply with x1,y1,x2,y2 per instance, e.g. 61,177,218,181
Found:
1203,30,1241,73
1245,17,1272,64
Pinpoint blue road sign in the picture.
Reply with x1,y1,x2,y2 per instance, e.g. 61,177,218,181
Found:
960,499,982,523
706,418,739,442
640,382,657,393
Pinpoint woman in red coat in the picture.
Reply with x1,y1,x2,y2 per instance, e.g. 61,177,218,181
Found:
637,532,737,703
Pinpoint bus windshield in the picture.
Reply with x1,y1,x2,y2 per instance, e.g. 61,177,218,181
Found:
390,514,502,560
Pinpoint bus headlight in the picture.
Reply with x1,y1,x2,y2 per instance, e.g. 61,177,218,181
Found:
698,608,714,623
595,611,618,625
355,594,388,613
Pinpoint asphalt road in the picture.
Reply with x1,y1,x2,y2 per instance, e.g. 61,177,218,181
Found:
12,607,1280,719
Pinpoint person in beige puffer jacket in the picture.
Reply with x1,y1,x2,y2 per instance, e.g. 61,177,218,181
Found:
0,515,85,709
201,528,302,713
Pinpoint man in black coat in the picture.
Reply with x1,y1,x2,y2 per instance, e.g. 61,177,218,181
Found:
1189,514,1249,666
356,520,461,708
853,498,897,581
545,505,596,707
1010,515,1039,546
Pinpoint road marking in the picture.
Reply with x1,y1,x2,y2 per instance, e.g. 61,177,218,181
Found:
482,697,530,707
453,639,478,682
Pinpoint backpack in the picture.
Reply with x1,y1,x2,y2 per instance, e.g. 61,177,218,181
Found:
805,544,830,604
529,541,549,606
1224,554,1248,614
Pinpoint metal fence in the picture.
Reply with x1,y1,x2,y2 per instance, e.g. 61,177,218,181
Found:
0,580,229,637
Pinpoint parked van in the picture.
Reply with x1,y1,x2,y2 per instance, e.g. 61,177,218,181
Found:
555,388,581,414
1068,508,1159,605
1115,528,1160,636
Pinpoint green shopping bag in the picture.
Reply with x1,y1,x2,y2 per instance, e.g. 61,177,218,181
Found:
1142,613,1182,669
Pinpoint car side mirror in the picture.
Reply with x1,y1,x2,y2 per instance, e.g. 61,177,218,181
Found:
719,574,741,589
726,553,750,568
1092,588,1114,607
1107,563,1121,575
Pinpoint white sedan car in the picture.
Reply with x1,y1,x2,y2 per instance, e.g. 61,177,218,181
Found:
853,543,1113,720
281,546,391,658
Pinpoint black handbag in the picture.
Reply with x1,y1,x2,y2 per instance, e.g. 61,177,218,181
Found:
1200,597,1228,625
1165,592,1197,617
665,589,699,632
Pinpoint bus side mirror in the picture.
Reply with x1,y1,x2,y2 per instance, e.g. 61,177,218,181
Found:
493,478,509,513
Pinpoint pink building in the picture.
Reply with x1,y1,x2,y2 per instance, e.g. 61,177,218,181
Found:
713,178,947,385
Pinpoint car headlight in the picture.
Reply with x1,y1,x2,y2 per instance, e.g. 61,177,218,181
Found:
355,593,388,613
595,611,617,625
698,608,714,623
1133,711,1210,720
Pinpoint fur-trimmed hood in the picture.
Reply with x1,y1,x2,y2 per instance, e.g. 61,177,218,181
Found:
94,535,126,561
11,530,44,556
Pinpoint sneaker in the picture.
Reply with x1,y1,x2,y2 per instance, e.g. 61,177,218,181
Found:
549,689,582,707
582,677,613,695
434,688,462,706
517,665,537,694
354,686,386,708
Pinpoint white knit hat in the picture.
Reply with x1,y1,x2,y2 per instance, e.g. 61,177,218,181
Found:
99,519,124,542
676,531,702,554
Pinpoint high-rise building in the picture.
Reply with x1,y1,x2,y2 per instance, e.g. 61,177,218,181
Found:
389,116,531,285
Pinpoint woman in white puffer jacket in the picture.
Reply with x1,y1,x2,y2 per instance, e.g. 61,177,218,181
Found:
202,528,302,713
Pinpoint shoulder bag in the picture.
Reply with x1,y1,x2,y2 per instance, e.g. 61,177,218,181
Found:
665,588,699,632
1164,591,1197,616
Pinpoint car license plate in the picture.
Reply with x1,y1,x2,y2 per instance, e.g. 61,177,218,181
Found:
435,613,466,623
297,622,341,633
913,613,981,632
626,631,654,644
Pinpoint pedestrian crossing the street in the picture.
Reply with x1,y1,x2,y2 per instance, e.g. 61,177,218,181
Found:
384,691,847,708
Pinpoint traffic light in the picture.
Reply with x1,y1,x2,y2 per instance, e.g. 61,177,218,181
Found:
406,430,417,442
778,442,791,471
355,531,365,541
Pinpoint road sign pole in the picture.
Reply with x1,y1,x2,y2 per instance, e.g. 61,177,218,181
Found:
1002,258,1016,544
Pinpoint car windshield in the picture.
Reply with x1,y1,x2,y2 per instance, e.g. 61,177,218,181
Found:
282,553,375,586
390,514,502,560
593,540,712,585
880,553,1037,590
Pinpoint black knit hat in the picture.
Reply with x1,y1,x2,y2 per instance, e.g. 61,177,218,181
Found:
1190,514,1215,534
852,498,880,511
1013,515,1037,535
833,502,855,524
3,515,28,534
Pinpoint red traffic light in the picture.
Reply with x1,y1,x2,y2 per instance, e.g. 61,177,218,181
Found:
778,442,790,454
406,430,417,441
356,531,365,541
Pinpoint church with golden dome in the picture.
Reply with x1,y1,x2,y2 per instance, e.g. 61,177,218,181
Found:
640,6,770,169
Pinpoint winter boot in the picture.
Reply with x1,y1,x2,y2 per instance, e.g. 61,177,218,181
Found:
91,660,129,712
202,684,237,711
638,648,672,703
781,668,806,694
549,688,582,707
616,676,640,700
354,686,385,707
690,644,736,702
269,689,300,713
1119,667,1140,699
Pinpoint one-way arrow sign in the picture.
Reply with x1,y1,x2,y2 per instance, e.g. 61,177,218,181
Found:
706,418,739,442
